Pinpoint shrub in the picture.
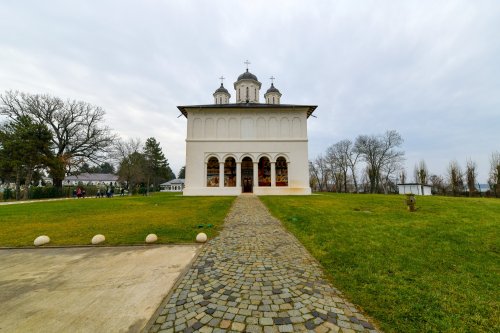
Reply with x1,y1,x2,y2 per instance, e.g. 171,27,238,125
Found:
28,186,64,199
2,188,13,201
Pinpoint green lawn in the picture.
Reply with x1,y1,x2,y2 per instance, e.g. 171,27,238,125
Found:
260,194,499,333
0,193,235,246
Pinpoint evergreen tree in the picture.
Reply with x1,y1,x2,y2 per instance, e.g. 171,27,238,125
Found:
0,116,53,199
143,138,174,192
178,166,186,179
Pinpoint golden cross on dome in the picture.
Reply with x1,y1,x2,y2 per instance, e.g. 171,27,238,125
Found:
219,76,225,84
270,76,275,84
244,60,251,70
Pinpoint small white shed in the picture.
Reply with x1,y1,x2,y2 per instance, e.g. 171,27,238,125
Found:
397,183,432,196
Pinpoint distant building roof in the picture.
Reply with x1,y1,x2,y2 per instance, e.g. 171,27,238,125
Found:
64,173,118,182
160,179,185,186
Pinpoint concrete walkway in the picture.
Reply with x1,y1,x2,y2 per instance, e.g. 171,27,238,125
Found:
147,195,378,333
0,245,199,333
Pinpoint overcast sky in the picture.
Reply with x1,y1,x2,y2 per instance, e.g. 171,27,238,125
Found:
1,0,498,182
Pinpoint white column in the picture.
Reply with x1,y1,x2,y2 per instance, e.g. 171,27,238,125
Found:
253,162,259,188
286,162,291,186
236,162,241,188
219,161,224,188
204,162,207,187
271,162,276,187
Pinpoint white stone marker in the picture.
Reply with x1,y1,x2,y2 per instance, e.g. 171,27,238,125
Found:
91,234,105,245
34,235,50,246
145,234,158,243
196,233,207,243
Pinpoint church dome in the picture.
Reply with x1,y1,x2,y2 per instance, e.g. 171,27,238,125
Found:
213,82,230,104
266,83,280,94
214,83,229,94
237,69,259,82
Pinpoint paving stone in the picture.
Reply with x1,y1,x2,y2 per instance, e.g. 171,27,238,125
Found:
199,326,213,333
219,319,231,329
231,322,246,332
145,196,379,333
259,317,274,326
340,328,356,333
223,312,236,320
278,324,294,332
263,326,278,333
246,324,263,333
208,318,221,327
174,323,186,331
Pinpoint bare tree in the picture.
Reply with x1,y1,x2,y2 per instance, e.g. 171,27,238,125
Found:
345,141,361,193
113,138,143,189
465,158,478,196
414,160,429,184
0,91,116,187
328,139,360,193
326,142,349,192
310,155,330,192
429,174,446,195
447,160,464,196
309,161,319,191
489,151,500,197
354,130,405,193
400,169,407,184
381,158,403,194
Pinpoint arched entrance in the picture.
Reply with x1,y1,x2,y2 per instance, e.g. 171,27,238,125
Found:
241,157,253,193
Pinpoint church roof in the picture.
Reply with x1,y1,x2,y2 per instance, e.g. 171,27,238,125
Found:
214,83,229,94
178,103,317,118
237,69,259,82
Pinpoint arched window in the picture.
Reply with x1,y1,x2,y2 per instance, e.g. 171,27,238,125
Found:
254,88,257,100
246,87,249,99
276,157,288,186
224,157,236,187
258,157,271,186
207,157,219,187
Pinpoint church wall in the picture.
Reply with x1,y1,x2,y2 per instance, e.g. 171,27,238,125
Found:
184,139,310,196
187,109,308,141
183,107,311,196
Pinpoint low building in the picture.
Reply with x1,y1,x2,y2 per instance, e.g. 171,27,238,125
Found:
160,179,185,192
397,183,432,196
63,173,119,187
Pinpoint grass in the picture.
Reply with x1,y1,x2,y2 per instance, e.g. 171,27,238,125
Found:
260,194,500,333
0,193,235,246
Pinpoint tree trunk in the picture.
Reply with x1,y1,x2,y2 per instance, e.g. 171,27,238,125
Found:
15,168,21,200
23,167,34,200
343,170,348,193
351,169,359,193
53,177,63,189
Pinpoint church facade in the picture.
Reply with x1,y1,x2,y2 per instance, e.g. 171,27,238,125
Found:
179,67,316,196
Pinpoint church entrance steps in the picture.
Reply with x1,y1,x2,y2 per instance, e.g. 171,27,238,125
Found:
146,195,379,332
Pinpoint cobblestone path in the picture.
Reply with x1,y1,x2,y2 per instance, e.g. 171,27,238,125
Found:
147,195,379,333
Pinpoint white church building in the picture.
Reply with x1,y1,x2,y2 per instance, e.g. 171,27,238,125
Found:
179,65,317,196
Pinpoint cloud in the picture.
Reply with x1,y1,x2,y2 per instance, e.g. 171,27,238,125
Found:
0,0,498,180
